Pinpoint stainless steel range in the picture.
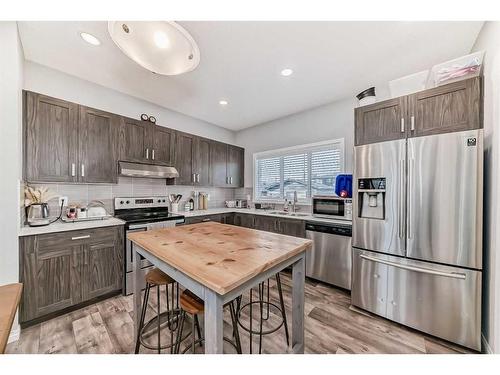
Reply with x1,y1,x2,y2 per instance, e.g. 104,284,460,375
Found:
114,196,185,295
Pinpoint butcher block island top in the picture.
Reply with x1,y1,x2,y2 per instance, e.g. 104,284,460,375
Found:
127,222,312,295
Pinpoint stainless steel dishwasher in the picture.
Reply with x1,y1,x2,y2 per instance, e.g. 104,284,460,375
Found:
305,221,352,290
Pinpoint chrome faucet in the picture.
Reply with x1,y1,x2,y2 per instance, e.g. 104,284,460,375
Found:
292,191,298,212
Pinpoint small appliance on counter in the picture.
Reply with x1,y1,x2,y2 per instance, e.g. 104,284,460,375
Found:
26,203,51,227
61,200,112,222
312,195,352,221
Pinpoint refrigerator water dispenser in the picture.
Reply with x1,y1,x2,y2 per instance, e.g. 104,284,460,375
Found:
358,178,386,220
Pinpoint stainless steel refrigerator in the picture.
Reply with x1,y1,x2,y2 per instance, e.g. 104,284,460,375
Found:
352,129,483,351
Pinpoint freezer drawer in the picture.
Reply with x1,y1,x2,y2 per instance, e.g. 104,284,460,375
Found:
351,248,388,317
352,248,481,351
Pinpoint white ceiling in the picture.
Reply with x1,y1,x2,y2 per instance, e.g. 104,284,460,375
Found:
18,21,483,131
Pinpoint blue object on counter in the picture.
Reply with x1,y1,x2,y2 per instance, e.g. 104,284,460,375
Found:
335,174,353,197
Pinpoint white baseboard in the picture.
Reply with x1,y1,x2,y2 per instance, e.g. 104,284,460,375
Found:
7,325,20,344
482,333,493,354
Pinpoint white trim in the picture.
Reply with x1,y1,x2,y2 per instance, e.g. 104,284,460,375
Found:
482,333,493,354
7,325,20,344
252,138,345,203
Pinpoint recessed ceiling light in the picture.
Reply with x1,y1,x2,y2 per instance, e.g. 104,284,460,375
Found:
80,32,101,46
153,31,170,49
281,68,293,77
219,100,228,106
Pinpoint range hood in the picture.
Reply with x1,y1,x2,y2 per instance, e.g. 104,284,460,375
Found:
118,161,179,179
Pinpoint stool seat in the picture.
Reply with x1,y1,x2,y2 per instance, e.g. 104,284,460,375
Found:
145,268,173,286
180,290,204,314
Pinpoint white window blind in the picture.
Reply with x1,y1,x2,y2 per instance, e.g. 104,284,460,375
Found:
254,139,344,202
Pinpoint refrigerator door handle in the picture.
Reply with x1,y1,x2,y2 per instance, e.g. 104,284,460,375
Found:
359,254,466,280
399,159,405,238
400,118,405,133
407,157,414,239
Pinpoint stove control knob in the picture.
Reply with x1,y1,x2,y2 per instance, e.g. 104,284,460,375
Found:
126,200,130,204
158,199,161,203
162,199,166,203
120,200,124,205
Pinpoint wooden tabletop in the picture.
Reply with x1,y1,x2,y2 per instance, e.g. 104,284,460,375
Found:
128,222,312,295
0,283,23,354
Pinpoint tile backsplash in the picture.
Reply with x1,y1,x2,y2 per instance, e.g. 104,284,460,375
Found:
23,177,235,221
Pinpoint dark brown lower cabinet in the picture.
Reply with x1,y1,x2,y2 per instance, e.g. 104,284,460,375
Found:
234,213,255,228
254,215,279,232
184,214,224,225
19,226,124,324
278,218,306,238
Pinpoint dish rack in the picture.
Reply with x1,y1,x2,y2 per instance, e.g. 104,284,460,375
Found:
61,215,113,223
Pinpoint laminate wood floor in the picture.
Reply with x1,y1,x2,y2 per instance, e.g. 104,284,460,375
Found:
6,273,474,354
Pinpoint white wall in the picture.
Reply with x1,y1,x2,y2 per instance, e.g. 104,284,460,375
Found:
235,97,356,188
0,22,24,341
471,21,500,354
23,61,236,144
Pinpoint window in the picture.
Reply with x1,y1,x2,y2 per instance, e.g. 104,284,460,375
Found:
253,139,344,203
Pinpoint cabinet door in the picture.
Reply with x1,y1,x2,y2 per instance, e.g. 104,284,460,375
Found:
234,213,255,228
408,77,482,138
185,215,223,225
227,145,244,187
278,218,306,238
152,126,175,165
194,137,212,186
211,141,228,187
223,213,235,225
79,106,120,183
24,91,79,183
82,227,123,301
119,117,152,163
174,132,196,185
19,233,83,323
354,97,407,145
254,215,278,232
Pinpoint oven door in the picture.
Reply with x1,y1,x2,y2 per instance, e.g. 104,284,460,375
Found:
312,197,346,220
125,224,152,273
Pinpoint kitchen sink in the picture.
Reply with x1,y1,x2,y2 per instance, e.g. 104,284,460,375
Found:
269,211,309,217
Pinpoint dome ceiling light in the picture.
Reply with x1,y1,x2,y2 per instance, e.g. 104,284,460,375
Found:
108,21,200,76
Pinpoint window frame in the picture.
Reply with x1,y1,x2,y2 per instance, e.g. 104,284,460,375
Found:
252,138,345,205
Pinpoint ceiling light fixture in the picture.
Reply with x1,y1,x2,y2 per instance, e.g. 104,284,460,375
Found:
153,31,170,49
80,32,101,46
281,68,293,77
219,100,228,106
108,21,200,76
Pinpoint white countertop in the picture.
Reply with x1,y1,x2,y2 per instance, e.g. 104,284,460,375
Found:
19,217,126,237
183,207,352,226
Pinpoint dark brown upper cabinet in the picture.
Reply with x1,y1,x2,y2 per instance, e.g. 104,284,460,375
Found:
79,106,120,183
24,92,79,183
210,141,245,188
354,97,407,146
354,77,482,145
407,77,482,138
174,131,196,185
152,126,175,165
119,117,151,163
193,137,212,186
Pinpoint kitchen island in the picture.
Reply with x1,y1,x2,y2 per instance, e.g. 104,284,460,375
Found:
128,221,312,354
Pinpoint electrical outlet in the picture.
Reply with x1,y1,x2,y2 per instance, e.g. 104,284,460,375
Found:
59,196,68,207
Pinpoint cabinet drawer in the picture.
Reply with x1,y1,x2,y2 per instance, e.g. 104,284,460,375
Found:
37,227,118,250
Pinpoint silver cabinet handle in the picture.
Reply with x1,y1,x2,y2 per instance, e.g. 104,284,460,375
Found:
71,235,90,240
359,254,466,280
193,173,196,183
226,176,229,184
399,159,405,239
400,118,405,133
196,173,200,182
81,164,85,177
230,176,233,184
71,163,76,177
202,218,211,222
152,149,155,160
145,148,149,160
410,115,415,131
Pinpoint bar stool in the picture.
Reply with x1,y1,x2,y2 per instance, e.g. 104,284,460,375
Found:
236,273,289,354
135,268,183,354
174,290,242,354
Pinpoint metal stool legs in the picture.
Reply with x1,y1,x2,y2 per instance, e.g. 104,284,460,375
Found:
237,273,289,354
135,281,181,354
